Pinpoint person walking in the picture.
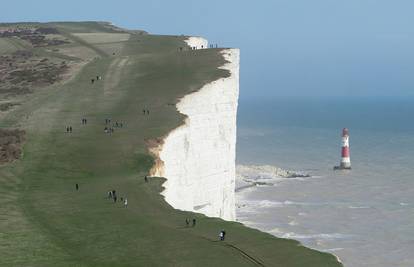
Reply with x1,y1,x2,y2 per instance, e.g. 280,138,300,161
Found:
112,190,117,202
192,218,196,227
218,230,227,241
185,218,190,227
75,183,79,191
124,198,128,208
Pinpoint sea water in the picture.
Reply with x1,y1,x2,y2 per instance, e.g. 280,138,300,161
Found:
236,96,414,267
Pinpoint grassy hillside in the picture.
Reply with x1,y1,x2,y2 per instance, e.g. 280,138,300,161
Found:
0,22,343,267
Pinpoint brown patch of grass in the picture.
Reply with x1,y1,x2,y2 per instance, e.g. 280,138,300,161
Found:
0,51,70,97
0,26,70,47
0,102,20,111
0,128,25,164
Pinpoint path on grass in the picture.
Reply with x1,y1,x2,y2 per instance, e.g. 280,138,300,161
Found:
104,57,129,96
0,22,343,267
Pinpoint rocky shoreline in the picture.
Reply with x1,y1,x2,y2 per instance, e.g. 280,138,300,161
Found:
236,164,310,191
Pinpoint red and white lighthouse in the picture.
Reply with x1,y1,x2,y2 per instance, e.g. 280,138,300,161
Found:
334,128,351,170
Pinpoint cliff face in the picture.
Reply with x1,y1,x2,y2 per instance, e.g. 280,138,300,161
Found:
151,39,239,221
185,37,208,49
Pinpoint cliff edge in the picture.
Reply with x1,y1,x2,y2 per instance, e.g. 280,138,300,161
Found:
0,22,342,267
151,37,239,221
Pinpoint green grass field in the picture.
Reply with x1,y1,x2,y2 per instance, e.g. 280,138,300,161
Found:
0,38,26,55
0,22,343,267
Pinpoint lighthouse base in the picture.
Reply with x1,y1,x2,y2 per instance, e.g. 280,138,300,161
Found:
333,166,352,170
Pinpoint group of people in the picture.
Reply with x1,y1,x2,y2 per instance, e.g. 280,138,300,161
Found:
66,116,91,133
108,189,128,208
103,118,125,134
114,121,124,128
142,109,150,115
91,75,102,84
105,118,125,127
179,46,203,51
104,127,114,134
185,218,197,227
178,44,218,51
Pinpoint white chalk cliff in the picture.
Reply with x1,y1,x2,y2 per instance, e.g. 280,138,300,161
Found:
150,37,239,221
185,36,208,49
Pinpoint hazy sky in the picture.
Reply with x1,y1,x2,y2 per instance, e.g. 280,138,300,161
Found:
3,0,414,99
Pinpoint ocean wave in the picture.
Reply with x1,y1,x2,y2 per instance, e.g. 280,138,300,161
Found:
282,232,351,240
238,200,325,211
349,205,371,209
238,198,365,211
237,199,320,209
269,227,283,235
237,200,284,210
258,200,285,208
322,248,345,252
288,220,299,226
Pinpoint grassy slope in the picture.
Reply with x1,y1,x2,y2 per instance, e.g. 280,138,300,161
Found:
0,38,20,55
0,22,343,267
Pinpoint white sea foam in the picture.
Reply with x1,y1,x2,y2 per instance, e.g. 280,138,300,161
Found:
269,227,283,235
238,200,295,209
288,220,299,226
237,199,335,213
349,205,371,209
258,200,285,208
323,248,345,252
282,232,351,240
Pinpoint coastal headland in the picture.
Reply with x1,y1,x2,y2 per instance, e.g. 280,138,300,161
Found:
0,21,342,266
